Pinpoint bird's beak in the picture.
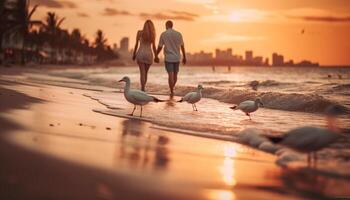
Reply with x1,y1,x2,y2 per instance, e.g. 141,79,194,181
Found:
118,79,124,82
260,103,264,107
229,106,235,110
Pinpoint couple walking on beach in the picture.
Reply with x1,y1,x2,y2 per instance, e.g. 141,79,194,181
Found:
132,20,186,95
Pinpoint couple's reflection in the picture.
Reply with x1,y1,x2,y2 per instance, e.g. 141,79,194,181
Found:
117,119,170,170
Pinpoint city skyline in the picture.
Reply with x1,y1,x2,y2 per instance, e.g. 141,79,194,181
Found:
110,36,320,67
28,0,350,66
186,47,319,67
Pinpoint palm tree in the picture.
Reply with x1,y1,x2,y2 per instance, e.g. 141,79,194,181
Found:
94,29,107,50
94,29,108,61
42,12,64,63
70,28,83,50
43,12,65,34
5,0,41,65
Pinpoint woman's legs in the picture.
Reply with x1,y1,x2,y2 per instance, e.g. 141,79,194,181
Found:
144,64,151,88
138,62,146,91
138,62,151,91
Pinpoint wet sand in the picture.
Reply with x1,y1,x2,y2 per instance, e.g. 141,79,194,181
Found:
0,72,349,199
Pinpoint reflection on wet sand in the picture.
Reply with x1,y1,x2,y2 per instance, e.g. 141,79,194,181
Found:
279,167,350,199
220,145,237,187
165,95,176,108
117,119,170,171
206,189,236,200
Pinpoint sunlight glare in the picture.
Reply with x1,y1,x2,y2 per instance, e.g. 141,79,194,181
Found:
205,189,236,200
220,145,237,186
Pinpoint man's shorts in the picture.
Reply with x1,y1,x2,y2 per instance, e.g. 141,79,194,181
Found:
165,62,180,73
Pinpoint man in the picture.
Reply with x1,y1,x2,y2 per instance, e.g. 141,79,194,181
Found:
155,20,186,95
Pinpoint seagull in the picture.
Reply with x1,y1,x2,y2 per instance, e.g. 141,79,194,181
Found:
118,76,163,117
268,105,346,165
178,85,203,111
230,97,263,120
248,80,259,91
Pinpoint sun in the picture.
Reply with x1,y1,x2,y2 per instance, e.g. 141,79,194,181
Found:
229,12,242,22
228,9,265,22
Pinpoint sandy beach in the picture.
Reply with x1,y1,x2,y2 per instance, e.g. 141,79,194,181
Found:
1,67,350,200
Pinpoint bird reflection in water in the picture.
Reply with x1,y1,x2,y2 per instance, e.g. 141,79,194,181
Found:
278,167,350,199
117,119,170,170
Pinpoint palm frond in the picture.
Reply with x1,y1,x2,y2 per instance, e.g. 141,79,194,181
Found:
28,4,39,20
57,17,65,28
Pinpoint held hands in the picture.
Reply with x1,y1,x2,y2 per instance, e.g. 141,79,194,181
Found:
154,56,160,63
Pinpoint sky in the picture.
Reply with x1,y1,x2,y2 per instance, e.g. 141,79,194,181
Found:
30,0,350,65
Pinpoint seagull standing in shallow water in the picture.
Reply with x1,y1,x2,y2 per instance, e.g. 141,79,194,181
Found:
230,97,263,120
268,105,346,166
118,76,163,117
178,85,203,111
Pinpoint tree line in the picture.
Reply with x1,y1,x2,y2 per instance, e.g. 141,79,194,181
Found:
0,0,118,65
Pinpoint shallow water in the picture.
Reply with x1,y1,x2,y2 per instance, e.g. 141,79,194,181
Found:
49,66,350,112
86,91,350,136
16,66,349,151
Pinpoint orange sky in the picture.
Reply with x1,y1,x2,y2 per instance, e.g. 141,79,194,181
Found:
31,0,350,65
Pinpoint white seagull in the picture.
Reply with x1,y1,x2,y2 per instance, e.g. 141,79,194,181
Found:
178,85,203,111
268,105,345,165
118,76,163,117
230,97,264,120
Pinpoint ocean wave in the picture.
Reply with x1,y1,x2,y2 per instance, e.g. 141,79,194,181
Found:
43,72,345,113
332,84,350,91
201,80,292,88
263,80,290,86
168,85,343,113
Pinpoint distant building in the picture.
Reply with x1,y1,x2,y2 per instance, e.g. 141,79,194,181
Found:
113,37,131,64
120,37,129,52
253,56,263,66
186,50,213,65
272,53,284,66
264,58,269,66
285,59,294,66
1,0,25,64
295,60,319,67
215,48,233,60
245,51,253,63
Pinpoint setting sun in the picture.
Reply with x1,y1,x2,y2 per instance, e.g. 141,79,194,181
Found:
228,9,265,22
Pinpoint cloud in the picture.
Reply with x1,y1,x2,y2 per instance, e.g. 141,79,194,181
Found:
284,8,350,23
174,0,218,13
201,33,266,44
288,15,350,23
31,0,77,9
201,9,272,23
139,11,199,21
77,12,89,18
101,8,132,16
168,10,199,18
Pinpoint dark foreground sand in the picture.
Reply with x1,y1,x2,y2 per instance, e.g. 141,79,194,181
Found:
0,73,349,200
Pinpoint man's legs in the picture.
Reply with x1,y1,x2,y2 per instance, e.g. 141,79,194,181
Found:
173,71,178,87
165,62,179,95
172,62,179,94
168,71,175,95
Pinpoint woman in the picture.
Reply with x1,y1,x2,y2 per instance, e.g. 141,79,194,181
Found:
132,20,157,91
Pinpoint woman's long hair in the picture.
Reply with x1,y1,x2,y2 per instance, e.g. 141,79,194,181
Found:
141,20,156,43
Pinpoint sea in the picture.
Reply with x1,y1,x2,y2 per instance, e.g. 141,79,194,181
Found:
44,66,350,137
